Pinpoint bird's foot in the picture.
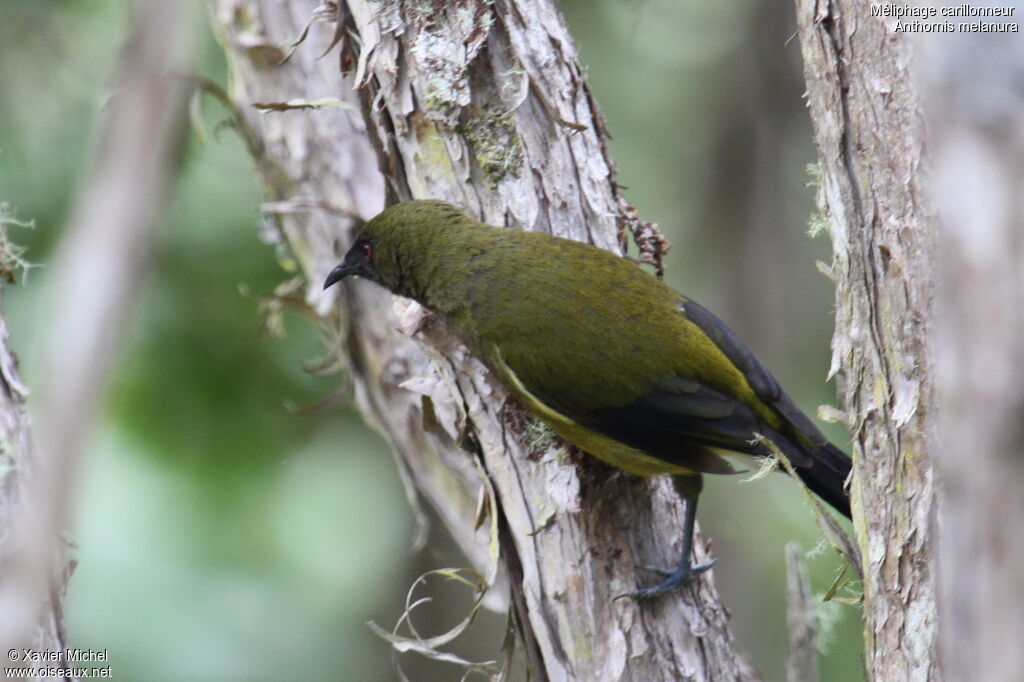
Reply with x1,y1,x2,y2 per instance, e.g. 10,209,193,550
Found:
614,558,716,601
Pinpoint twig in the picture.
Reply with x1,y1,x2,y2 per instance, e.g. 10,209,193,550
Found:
785,543,819,682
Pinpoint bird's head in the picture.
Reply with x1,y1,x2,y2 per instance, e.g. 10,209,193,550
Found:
323,200,472,295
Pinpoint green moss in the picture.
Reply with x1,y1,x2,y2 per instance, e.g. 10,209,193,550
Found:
524,419,556,452
421,81,461,123
461,107,522,184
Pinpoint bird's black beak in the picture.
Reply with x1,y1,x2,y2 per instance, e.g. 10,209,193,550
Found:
323,263,356,290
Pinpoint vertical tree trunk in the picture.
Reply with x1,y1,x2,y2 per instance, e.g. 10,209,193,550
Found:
207,1,758,679
794,2,939,681
0,290,61,678
924,25,1024,682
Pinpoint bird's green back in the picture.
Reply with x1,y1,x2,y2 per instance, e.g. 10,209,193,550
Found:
361,201,774,431
461,228,764,418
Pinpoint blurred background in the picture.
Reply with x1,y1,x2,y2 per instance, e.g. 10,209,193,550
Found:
0,0,861,680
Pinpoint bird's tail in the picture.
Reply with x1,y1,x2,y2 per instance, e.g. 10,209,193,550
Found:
792,441,851,519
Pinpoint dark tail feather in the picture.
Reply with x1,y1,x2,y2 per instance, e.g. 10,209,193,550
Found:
794,442,852,518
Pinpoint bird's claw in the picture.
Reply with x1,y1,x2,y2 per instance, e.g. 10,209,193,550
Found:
614,557,717,601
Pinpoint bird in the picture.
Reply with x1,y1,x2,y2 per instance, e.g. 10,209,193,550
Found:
323,199,851,599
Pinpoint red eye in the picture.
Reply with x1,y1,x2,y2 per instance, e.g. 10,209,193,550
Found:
360,243,373,260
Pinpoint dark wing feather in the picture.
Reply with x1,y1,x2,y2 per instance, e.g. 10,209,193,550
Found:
681,298,831,448
578,298,852,517
582,377,811,473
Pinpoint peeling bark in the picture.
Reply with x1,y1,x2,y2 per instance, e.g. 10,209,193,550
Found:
207,1,758,679
794,2,938,681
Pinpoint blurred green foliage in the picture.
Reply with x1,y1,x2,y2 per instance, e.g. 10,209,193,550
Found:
0,0,863,680
2,2,410,680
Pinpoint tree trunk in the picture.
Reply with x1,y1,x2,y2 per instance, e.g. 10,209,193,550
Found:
0,288,64,678
794,2,939,681
923,25,1024,682
207,1,758,679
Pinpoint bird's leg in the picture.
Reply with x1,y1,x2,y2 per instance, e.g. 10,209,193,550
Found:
615,475,715,600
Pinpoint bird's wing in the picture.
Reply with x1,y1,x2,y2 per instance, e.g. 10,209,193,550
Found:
564,298,834,474
500,296,826,475
677,297,830,450
579,375,812,472
489,347,745,476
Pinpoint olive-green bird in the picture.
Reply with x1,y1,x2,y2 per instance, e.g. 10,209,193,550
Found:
324,200,851,599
